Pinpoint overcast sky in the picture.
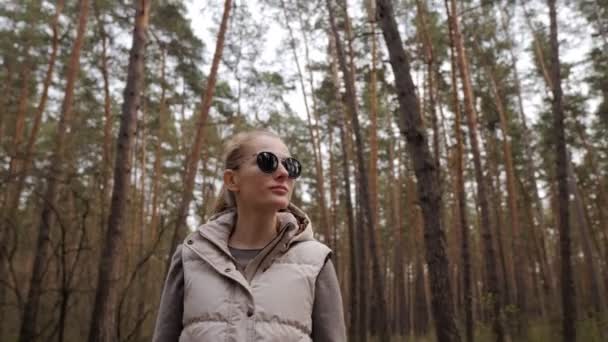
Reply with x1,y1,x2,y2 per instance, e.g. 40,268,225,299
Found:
183,0,596,134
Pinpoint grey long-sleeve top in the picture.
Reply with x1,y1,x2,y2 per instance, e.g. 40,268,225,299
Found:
152,245,346,342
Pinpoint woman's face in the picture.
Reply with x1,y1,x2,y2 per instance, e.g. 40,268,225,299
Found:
225,135,296,212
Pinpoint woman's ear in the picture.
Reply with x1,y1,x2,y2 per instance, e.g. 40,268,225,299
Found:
223,169,239,192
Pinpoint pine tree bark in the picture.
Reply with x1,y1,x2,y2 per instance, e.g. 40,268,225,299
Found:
6,65,30,196
446,0,504,340
134,120,148,342
446,18,473,341
87,2,150,341
94,1,114,238
498,8,557,302
149,43,167,244
476,43,530,329
522,3,554,92
389,137,407,337
486,126,514,309
547,1,576,340
17,0,89,340
375,0,461,340
280,0,331,245
328,130,339,263
567,158,605,314
327,1,388,340
169,0,232,259
366,0,380,252
330,32,361,342
415,0,441,173
0,62,12,143
4,0,64,230
573,125,608,268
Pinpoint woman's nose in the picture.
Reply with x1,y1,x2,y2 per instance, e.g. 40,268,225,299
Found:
274,161,289,179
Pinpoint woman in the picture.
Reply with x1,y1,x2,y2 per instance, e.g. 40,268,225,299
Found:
152,130,346,342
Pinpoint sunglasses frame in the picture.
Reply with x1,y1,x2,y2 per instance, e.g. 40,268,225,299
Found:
251,151,302,179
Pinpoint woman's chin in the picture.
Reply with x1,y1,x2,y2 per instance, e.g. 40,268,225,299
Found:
266,199,289,211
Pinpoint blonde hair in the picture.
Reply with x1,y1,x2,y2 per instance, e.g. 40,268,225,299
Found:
211,129,282,214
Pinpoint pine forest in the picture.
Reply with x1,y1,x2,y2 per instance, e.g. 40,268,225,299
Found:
1,0,607,341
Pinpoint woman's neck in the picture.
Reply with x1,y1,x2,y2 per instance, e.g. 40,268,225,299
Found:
229,205,278,250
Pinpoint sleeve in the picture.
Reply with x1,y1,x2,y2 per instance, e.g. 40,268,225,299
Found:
152,245,185,342
311,258,347,342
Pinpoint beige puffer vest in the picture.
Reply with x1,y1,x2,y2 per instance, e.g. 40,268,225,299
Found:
179,204,331,342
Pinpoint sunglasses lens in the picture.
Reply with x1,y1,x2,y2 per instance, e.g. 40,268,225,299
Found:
257,152,278,173
256,152,301,179
283,158,302,179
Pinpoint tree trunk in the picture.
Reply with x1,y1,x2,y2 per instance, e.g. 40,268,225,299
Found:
376,0,461,341
5,65,30,200
0,62,13,143
485,126,514,310
293,0,332,247
476,43,530,330
389,137,407,337
150,47,167,244
366,0,380,255
446,0,504,340
279,0,331,245
522,2,554,92
94,1,114,239
415,0,441,175
327,0,389,341
499,8,557,303
573,125,608,269
4,0,64,234
87,2,150,341
547,1,576,340
135,121,148,342
329,33,361,342
365,5,383,335
168,0,232,261
326,1,388,341
328,130,339,267
567,158,605,314
17,1,89,340
446,12,473,342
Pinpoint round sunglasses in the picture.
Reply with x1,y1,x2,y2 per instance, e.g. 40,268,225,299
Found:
249,151,302,179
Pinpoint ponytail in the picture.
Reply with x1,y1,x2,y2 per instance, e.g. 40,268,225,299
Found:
210,185,236,215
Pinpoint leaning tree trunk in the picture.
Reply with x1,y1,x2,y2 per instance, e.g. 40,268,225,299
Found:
168,0,232,262
547,0,576,341
17,1,89,341
446,0,504,340
87,2,150,342
326,1,388,341
375,0,461,341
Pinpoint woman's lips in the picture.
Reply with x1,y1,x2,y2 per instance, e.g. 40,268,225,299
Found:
269,186,288,194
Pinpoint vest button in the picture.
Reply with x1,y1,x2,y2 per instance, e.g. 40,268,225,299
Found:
187,239,193,245
247,309,254,317
224,268,231,273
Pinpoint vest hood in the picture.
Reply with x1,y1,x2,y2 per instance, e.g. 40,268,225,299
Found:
199,203,316,255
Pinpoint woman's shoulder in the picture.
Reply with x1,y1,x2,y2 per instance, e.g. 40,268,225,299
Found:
284,240,332,266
